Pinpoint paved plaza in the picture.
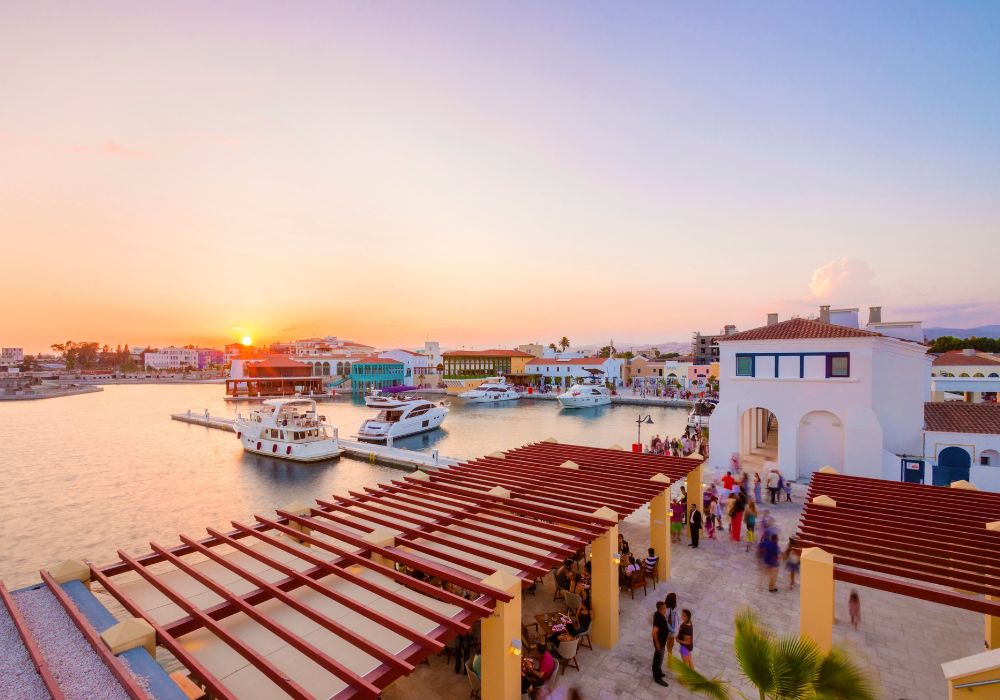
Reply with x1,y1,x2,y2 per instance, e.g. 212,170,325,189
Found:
386,482,984,700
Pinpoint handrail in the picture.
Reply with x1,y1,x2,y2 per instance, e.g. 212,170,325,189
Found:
954,677,1000,689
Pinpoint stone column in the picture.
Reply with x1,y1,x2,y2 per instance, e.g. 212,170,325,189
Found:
649,474,671,581
363,527,398,569
987,521,1000,650
280,502,313,546
687,459,704,518
800,546,835,653
590,506,620,649
480,570,523,700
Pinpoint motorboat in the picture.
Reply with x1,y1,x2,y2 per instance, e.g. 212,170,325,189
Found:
557,371,612,408
365,387,420,408
234,398,341,462
458,377,520,403
687,400,716,427
357,397,448,442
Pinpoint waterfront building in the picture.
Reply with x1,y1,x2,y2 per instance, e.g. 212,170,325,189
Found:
819,304,925,343
525,355,624,387
420,341,442,367
692,324,738,364
929,350,1000,404
0,347,24,367
195,348,224,369
269,336,374,356
350,356,405,396
225,356,324,398
709,316,930,481
143,346,199,370
441,349,534,394
516,342,545,358
923,402,1000,490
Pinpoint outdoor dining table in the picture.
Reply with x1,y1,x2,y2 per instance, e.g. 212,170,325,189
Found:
535,611,574,638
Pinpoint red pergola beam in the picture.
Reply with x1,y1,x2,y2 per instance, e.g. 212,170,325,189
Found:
0,582,65,700
40,570,174,700
428,469,622,516
465,456,667,499
113,550,319,699
834,566,1000,617
91,566,236,700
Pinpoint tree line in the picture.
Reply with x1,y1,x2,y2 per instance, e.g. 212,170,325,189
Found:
928,335,1000,354
48,341,139,371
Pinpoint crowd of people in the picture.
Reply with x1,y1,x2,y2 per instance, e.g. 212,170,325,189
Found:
645,424,708,459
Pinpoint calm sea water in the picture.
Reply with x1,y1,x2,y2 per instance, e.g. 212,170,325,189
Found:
0,384,688,587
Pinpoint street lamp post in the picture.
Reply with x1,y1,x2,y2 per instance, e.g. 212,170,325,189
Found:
636,413,653,449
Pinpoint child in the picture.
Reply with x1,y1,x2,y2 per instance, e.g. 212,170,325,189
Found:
849,589,861,629
744,501,757,552
783,538,800,588
783,478,793,503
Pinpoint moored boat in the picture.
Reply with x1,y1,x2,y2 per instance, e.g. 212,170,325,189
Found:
234,398,341,462
458,377,519,403
357,397,448,442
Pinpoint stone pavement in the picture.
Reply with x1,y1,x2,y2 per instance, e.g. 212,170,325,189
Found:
385,482,983,700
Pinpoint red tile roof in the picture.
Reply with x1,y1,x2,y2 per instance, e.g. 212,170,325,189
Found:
932,350,1000,367
443,349,535,358
526,357,611,365
245,356,308,369
723,318,883,342
924,402,1000,435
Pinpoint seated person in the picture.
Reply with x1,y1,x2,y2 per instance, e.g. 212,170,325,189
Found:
522,643,556,693
553,559,573,591
625,554,642,575
645,547,659,574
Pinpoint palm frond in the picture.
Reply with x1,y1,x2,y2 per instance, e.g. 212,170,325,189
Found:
769,634,821,700
669,655,732,700
812,646,878,700
732,608,775,696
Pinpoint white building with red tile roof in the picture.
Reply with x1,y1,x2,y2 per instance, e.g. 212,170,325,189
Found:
709,316,931,482
525,356,623,387
923,402,1000,490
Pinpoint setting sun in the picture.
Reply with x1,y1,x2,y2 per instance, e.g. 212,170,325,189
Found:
241,336,252,346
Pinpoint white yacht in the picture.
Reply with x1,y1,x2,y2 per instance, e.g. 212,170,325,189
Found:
687,399,717,428
557,373,612,409
234,398,342,462
357,397,448,442
365,388,420,409
458,377,520,403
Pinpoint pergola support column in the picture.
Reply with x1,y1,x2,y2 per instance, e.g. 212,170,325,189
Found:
687,459,703,518
987,521,1000,649
480,570,522,700
649,474,671,581
590,506,619,649
800,546,835,653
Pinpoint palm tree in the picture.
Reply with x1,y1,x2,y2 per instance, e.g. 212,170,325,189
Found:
670,609,876,700
548,342,558,352
559,336,570,352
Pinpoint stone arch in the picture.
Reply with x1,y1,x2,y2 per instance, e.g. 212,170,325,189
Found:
980,449,999,467
738,406,779,473
796,410,845,478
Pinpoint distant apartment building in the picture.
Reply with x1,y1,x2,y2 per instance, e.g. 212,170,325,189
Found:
692,325,738,364
441,349,535,394
1,347,24,367
269,336,375,356
526,356,624,386
144,346,199,369
196,348,225,369
516,343,545,358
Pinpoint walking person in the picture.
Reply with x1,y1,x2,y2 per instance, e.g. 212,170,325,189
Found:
705,498,717,539
744,500,757,552
677,609,695,669
730,492,745,542
767,470,779,504
783,476,793,503
762,533,780,592
651,601,670,687
664,592,680,658
688,504,703,548
784,537,800,589
753,473,762,504
849,590,862,629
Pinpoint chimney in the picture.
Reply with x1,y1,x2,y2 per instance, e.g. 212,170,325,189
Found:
868,306,882,325
819,305,831,324
766,313,779,326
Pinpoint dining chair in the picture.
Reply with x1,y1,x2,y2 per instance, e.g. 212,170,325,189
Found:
562,590,582,613
465,659,481,699
629,569,647,599
557,637,581,674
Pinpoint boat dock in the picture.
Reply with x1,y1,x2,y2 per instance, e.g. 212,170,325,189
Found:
170,411,459,470
519,393,693,407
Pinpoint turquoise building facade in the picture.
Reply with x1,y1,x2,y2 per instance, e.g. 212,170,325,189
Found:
350,357,405,396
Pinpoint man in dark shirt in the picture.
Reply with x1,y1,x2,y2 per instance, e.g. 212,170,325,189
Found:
688,505,703,548
651,601,670,686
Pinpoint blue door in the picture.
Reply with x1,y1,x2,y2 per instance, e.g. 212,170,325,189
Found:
900,458,924,484
932,446,971,486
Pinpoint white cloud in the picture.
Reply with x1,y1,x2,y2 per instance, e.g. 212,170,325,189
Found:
808,258,879,302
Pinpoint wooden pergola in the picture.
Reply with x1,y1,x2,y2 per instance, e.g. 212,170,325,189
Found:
89,442,701,700
796,471,1000,651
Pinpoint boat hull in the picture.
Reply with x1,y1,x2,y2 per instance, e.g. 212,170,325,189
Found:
558,395,612,409
460,393,519,403
357,410,447,442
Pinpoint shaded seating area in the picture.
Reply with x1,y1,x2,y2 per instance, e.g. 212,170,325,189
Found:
795,470,1000,658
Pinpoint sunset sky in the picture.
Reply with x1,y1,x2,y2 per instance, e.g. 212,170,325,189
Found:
2,2,999,354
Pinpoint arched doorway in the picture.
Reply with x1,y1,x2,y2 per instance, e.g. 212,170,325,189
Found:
934,446,972,486
796,411,844,478
739,407,778,473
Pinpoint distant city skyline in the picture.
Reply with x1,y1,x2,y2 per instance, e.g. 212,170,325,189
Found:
2,2,998,354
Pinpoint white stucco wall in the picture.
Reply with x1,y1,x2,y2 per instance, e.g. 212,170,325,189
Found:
709,336,928,481
923,430,1000,492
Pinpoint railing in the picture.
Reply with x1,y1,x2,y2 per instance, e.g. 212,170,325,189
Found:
954,678,1000,689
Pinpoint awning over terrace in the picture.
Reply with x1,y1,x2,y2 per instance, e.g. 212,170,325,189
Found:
797,471,1000,617
93,442,701,700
